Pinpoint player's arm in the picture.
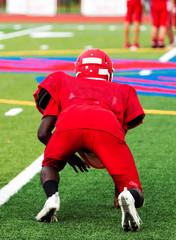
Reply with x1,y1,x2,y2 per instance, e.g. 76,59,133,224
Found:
123,87,145,130
127,114,144,129
37,89,59,145
37,115,57,145
36,89,89,172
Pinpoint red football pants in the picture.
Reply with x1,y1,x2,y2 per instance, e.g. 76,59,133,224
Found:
43,129,143,193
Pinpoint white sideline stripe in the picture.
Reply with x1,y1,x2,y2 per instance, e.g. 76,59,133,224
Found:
0,154,43,206
159,47,176,62
0,25,52,40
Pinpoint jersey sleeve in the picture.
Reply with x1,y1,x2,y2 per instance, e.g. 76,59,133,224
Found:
123,87,145,130
42,97,59,118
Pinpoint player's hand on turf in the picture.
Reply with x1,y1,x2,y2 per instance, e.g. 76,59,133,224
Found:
68,154,90,173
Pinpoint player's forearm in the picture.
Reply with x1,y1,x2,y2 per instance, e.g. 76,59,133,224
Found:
37,115,57,145
37,130,52,145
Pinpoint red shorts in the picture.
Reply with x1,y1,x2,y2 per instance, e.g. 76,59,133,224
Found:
43,129,142,193
151,2,169,27
125,2,143,23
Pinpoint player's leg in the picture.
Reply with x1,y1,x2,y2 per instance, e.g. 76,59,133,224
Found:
124,4,132,48
91,131,144,231
151,25,159,47
132,4,142,48
167,26,175,47
35,165,61,222
36,130,82,222
158,25,167,47
132,21,140,48
157,3,169,47
167,9,174,47
150,5,159,47
124,21,131,48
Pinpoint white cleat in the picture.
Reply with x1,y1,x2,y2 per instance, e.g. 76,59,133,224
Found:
36,192,60,222
118,187,142,231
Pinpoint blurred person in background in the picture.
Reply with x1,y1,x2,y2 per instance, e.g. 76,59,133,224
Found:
167,0,176,47
149,0,175,48
124,0,144,49
0,0,5,11
58,0,71,12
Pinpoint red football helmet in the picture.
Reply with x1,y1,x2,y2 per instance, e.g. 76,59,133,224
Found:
75,49,113,81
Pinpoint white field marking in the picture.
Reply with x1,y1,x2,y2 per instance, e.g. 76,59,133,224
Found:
0,25,52,40
159,47,176,62
0,44,5,49
0,155,43,206
139,69,152,76
84,45,93,50
5,108,23,116
140,25,147,31
30,32,74,38
13,24,22,30
40,45,49,50
77,25,85,30
130,46,138,51
109,25,117,31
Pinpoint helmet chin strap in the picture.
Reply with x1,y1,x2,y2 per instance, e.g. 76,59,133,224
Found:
76,73,109,81
85,77,107,81
76,72,81,77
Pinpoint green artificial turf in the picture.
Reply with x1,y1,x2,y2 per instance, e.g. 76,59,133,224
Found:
0,22,176,239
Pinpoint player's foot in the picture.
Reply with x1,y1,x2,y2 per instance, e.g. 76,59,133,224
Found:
118,187,142,231
151,40,157,48
123,42,131,48
36,192,60,222
131,43,140,49
158,44,165,48
157,40,165,48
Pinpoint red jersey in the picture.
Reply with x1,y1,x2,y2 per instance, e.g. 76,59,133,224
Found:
127,0,143,4
34,71,145,142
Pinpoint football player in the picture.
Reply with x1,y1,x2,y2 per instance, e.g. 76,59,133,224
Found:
149,0,175,47
123,0,143,48
167,0,176,47
33,49,145,231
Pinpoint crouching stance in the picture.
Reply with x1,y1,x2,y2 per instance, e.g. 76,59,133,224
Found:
33,49,145,231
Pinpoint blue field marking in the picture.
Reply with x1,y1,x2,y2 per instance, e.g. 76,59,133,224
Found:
0,56,176,97
36,76,45,83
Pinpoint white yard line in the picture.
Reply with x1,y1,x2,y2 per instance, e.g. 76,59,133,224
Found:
0,155,43,206
159,47,176,62
0,25,52,40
